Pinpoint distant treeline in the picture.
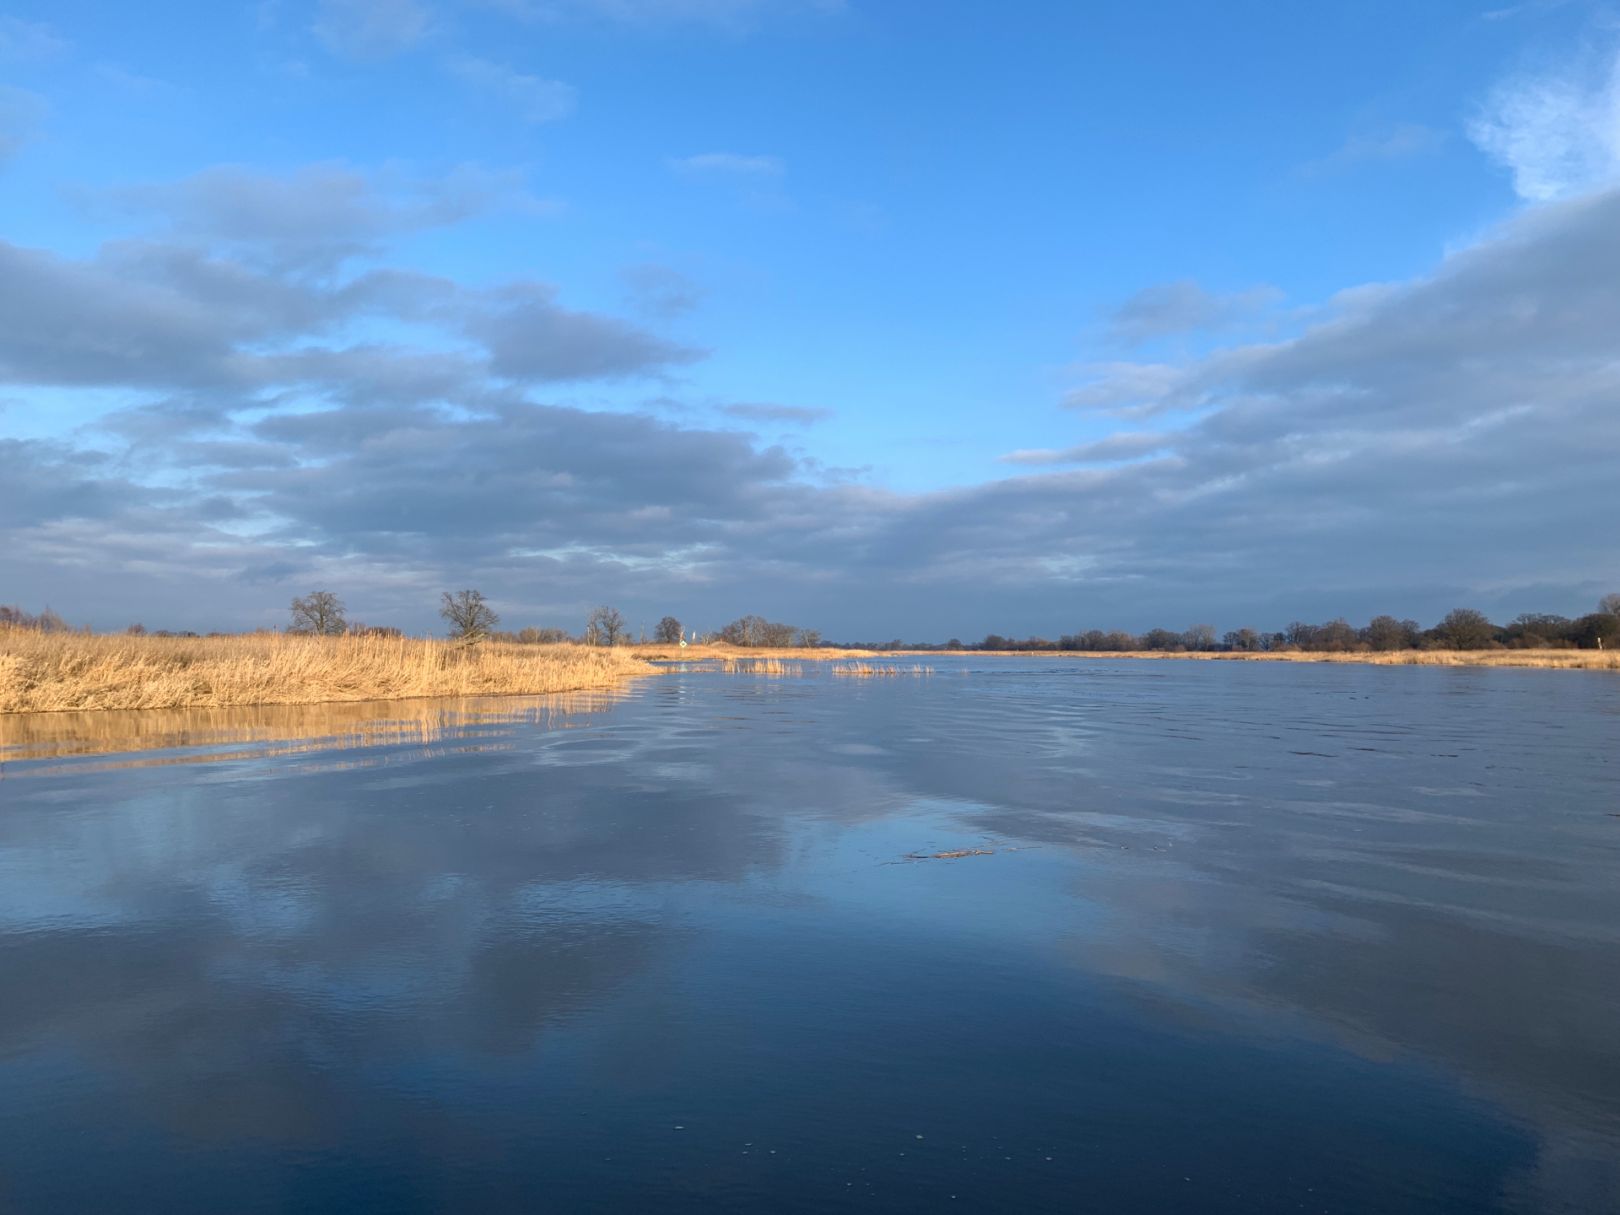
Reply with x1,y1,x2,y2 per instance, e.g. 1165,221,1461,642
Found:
835,600,1620,653
7,597,1617,652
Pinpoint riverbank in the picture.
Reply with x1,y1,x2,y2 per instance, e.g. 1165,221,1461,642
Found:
946,648,1619,671
0,631,657,713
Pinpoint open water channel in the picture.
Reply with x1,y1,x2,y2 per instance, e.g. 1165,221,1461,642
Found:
1,657,1616,1212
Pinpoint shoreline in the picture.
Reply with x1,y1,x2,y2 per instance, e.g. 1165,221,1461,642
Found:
641,643,1618,671
4,636,1613,718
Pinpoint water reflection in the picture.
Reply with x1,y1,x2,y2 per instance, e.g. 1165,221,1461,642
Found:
0,660,1616,1212
0,690,628,775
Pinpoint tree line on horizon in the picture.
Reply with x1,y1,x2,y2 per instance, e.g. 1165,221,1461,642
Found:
835,598,1620,653
5,595,1617,652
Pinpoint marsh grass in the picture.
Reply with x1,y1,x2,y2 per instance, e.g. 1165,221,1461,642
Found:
998,648,1620,671
831,662,934,678
722,657,805,676
0,629,656,714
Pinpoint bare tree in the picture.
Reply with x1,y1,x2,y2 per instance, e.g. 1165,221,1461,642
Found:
1601,593,1620,617
655,615,683,644
289,590,346,636
586,605,627,646
441,589,498,643
1183,623,1217,651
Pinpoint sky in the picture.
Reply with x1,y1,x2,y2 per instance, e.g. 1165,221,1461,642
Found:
2,0,1619,639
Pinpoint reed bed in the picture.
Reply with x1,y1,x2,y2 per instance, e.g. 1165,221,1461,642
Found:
720,657,806,676
0,629,657,714
831,662,934,678
1014,648,1620,671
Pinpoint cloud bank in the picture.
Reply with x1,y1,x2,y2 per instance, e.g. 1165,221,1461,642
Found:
3,161,1618,636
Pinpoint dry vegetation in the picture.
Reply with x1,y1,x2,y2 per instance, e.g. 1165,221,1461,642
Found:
956,648,1620,671
0,629,657,714
831,662,934,678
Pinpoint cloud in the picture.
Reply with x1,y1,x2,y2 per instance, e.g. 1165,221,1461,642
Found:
999,432,1174,466
670,152,784,177
1469,46,1620,200
0,162,696,393
104,162,549,270
1105,280,1281,345
0,86,45,164
447,55,577,124
313,0,432,59
1304,122,1446,174
721,402,833,425
0,16,69,61
471,0,842,27
8,174,1620,636
620,262,703,318
467,286,705,381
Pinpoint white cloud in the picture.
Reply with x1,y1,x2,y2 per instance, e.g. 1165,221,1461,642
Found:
1304,122,1446,174
447,55,577,124
0,16,69,61
313,0,432,60
1469,47,1620,200
0,86,46,164
470,0,842,27
1000,432,1175,466
670,152,785,177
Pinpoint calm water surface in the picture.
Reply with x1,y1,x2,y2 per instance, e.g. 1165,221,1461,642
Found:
1,658,1617,1213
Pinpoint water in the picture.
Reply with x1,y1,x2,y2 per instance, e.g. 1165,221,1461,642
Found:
1,658,1616,1213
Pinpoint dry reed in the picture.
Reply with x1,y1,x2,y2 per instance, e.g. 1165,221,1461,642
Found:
969,648,1620,672
0,629,657,714
831,662,934,678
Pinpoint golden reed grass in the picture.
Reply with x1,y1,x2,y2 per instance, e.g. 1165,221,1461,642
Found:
831,662,933,678
0,629,657,714
954,648,1620,671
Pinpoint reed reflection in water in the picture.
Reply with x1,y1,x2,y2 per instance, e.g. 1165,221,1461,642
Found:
0,690,628,775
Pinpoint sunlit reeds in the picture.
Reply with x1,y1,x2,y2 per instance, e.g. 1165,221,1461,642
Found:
830,662,933,678
0,628,656,713
1055,648,1620,671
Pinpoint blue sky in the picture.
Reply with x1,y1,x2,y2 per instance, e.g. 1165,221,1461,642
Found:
2,0,1618,637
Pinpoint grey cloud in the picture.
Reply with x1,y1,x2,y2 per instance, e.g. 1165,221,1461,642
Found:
721,402,832,425
620,262,703,318
999,432,1174,466
10,179,1620,637
312,0,432,59
469,285,704,381
107,162,538,270
1106,279,1281,346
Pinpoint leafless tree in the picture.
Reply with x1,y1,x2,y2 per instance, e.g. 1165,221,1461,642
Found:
1601,593,1620,617
655,616,683,643
441,589,499,643
289,590,346,635
586,605,627,646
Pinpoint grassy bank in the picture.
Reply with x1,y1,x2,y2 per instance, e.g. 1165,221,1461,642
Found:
935,648,1620,671
0,630,657,713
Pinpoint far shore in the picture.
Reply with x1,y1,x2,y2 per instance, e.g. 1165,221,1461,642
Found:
642,643,1619,672
3,632,1614,717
